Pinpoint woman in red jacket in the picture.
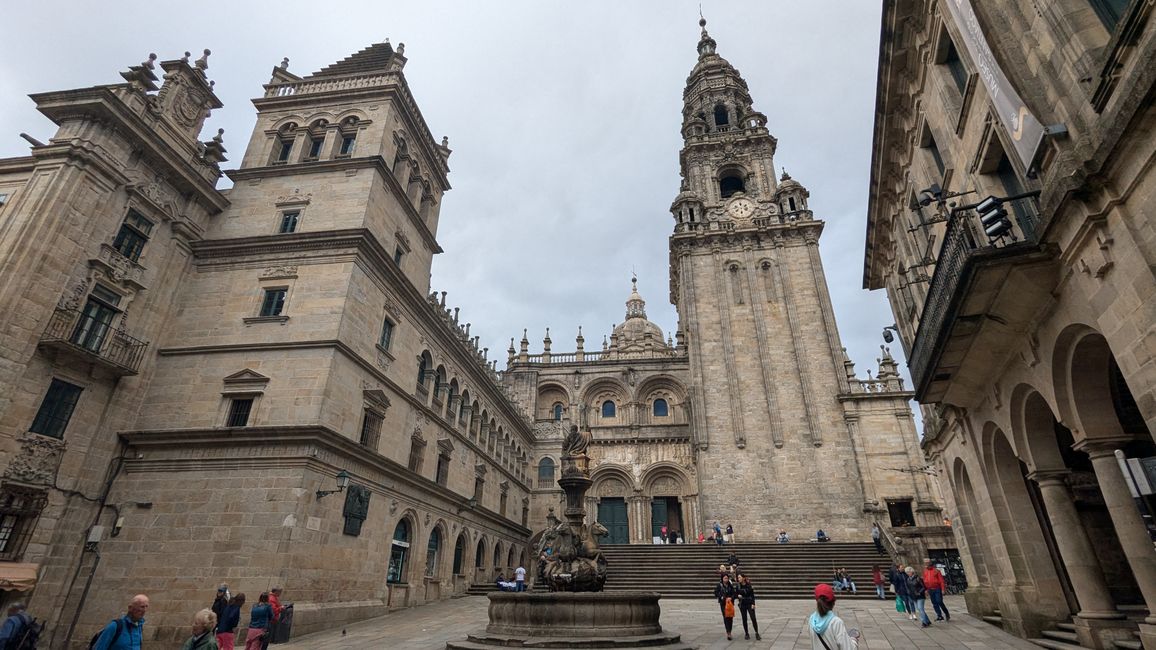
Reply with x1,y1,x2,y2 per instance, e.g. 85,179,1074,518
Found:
871,565,886,600
922,561,950,621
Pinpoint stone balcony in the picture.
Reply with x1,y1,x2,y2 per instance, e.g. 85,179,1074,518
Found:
909,200,1057,404
38,308,148,376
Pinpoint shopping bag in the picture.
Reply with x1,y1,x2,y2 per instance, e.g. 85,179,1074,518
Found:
895,596,906,612
724,597,736,618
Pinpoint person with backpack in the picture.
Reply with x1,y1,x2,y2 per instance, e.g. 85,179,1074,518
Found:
0,602,39,650
216,593,244,650
91,594,148,650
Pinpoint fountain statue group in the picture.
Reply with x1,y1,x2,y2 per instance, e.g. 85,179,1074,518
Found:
535,424,608,592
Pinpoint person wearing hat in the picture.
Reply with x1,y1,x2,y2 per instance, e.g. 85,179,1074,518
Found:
806,584,859,649
211,585,230,631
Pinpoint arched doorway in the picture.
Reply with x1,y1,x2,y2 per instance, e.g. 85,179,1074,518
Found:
474,538,486,581
388,519,412,585
592,473,632,545
645,472,687,543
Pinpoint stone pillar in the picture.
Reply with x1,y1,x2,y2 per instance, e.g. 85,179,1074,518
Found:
1081,443,1156,626
1028,471,1121,620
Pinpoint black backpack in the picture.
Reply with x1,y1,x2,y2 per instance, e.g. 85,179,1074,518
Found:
87,619,121,650
6,614,42,650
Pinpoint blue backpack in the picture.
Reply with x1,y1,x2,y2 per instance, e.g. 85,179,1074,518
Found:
87,619,121,650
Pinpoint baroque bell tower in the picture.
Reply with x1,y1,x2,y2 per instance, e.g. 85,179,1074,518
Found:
669,19,869,537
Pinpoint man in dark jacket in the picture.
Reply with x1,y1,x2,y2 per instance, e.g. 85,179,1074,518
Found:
905,566,931,627
889,563,912,618
211,584,229,630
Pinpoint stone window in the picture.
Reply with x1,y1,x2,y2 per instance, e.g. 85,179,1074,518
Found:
359,409,383,449
919,123,947,180
379,319,395,351
226,398,253,427
425,528,441,577
652,398,669,418
306,137,323,161
417,355,428,393
436,453,450,487
452,535,465,575
537,458,555,488
394,246,404,266
0,485,47,562
408,434,426,473
29,379,83,439
259,288,287,317
112,209,153,262
933,26,969,99
601,400,616,418
474,477,484,502
887,499,916,527
719,171,745,199
387,519,410,584
713,103,729,127
278,210,300,234
74,285,122,353
274,139,293,164
499,491,508,517
272,123,297,165
552,402,563,421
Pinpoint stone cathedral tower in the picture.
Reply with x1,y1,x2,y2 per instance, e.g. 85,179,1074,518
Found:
668,20,897,537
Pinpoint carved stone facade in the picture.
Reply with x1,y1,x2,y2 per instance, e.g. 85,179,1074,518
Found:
865,1,1156,647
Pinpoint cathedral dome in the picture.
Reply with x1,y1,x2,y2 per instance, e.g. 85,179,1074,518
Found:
611,276,668,353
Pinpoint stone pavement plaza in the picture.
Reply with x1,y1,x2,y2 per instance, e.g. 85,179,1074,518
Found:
281,595,1040,649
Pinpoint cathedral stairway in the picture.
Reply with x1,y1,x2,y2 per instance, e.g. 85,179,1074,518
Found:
595,542,888,598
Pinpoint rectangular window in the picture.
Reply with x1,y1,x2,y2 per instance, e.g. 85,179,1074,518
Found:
473,477,484,502
112,210,153,262
379,319,395,350
71,286,121,353
279,211,300,234
500,492,508,517
259,289,286,317
942,38,968,95
276,139,293,163
29,378,83,439
360,410,383,449
0,487,45,561
226,398,253,427
1090,0,1129,31
408,441,425,473
307,137,323,160
393,247,404,265
436,455,450,487
339,135,356,156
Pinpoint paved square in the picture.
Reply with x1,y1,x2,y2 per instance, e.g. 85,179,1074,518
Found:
281,595,1041,649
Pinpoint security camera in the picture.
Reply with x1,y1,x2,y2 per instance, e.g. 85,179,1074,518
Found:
883,329,894,344
917,183,943,207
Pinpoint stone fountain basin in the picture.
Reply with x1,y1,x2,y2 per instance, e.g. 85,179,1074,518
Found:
485,591,665,638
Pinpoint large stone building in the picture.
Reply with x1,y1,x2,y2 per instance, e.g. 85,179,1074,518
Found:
0,21,938,648
865,0,1156,647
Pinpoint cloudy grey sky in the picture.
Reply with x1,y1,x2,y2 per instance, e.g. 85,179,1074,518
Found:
0,1,910,393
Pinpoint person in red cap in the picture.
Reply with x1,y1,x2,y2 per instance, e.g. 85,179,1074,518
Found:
806,583,859,649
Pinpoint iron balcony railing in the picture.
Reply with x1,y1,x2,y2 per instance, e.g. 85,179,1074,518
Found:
908,195,1040,396
39,308,148,375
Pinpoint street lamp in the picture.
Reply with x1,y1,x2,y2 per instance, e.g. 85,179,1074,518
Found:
316,469,351,500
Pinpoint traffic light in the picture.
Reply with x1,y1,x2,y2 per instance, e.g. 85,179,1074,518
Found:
976,195,1012,239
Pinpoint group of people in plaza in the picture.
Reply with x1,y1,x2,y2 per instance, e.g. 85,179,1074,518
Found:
495,564,529,592
888,562,950,628
79,584,286,650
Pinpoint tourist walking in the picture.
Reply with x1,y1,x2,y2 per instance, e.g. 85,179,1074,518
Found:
660,524,668,543
713,573,738,641
211,585,230,630
806,584,858,649
243,592,274,650
180,609,219,650
871,524,884,554
217,593,244,650
889,564,913,619
923,560,950,621
0,602,34,648
724,523,734,543
263,586,283,650
91,594,148,650
735,573,762,641
871,565,886,600
904,566,932,627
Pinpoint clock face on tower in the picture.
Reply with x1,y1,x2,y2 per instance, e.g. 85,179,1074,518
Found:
726,197,756,221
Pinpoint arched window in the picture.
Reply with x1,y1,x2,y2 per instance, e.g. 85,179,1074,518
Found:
426,528,441,577
552,402,563,421
720,172,745,198
452,535,465,574
714,104,729,127
417,356,428,392
273,122,297,164
387,519,410,584
653,398,669,417
538,458,556,488
601,400,616,418
475,540,485,568
338,117,359,157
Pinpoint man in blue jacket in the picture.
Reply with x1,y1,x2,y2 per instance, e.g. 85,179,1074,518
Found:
92,594,148,650
0,602,31,646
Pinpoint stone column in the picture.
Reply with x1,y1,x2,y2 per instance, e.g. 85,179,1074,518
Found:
1081,443,1156,625
1028,470,1121,619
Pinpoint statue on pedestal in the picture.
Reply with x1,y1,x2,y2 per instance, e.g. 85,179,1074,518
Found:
535,425,607,592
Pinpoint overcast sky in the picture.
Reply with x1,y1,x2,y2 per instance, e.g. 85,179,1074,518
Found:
0,1,912,397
